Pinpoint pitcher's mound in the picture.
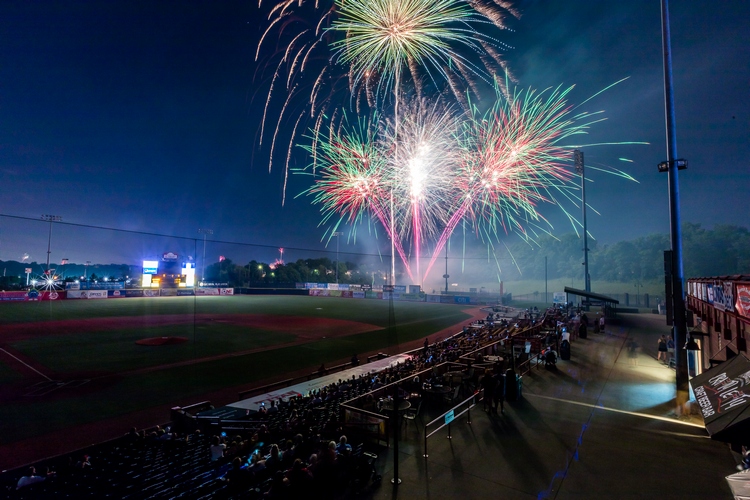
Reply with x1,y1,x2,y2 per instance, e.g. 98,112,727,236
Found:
136,336,188,346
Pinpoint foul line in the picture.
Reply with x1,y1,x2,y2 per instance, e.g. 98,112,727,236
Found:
0,348,52,381
525,393,705,429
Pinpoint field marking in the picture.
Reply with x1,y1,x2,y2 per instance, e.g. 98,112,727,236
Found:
0,348,52,381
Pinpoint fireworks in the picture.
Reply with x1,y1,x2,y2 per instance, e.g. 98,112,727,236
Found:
255,0,519,187
303,86,639,284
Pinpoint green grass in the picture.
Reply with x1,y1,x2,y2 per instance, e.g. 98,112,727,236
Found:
11,325,298,373
4,296,470,374
0,295,473,443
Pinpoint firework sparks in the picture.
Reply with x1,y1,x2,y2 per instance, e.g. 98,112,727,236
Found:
302,84,641,285
255,0,519,194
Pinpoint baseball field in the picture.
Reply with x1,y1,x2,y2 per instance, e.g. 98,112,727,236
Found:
0,295,477,450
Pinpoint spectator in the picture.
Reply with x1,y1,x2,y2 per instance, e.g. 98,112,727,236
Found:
16,466,54,490
480,371,497,412
657,335,668,362
265,444,283,473
286,459,313,495
225,457,252,494
336,435,352,455
210,435,226,462
351,354,360,366
267,400,279,415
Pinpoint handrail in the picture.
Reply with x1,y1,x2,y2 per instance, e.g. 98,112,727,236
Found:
423,390,482,458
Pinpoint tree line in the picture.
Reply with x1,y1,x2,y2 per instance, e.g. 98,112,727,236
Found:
499,223,750,282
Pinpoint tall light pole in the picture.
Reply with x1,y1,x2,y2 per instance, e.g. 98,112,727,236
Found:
443,244,449,294
41,215,62,275
659,0,689,404
332,232,342,284
574,150,590,293
198,228,213,285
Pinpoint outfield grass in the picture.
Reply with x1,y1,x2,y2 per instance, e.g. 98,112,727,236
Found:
11,325,298,373
3,296,470,374
0,295,474,444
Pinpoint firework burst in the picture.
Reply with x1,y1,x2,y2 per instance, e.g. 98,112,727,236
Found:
302,84,641,285
255,0,519,190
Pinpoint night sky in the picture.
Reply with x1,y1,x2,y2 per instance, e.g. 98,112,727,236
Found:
1,1,748,279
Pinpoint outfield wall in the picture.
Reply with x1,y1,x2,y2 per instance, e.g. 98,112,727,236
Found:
0,288,235,302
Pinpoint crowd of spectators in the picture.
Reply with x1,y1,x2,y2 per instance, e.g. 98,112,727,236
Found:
4,306,542,499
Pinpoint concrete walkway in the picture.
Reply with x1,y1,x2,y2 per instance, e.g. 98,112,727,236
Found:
364,314,735,499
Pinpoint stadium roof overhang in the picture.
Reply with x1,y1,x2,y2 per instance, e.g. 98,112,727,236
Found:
563,286,620,305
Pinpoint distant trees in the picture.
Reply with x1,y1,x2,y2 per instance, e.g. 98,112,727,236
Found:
503,223,750,282
205,257,377,287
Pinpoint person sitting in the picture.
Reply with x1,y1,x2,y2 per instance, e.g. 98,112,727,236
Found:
210,435,226,462
336,435,352,455
16,466,54,490
267,400,279,415
225,457,252,494
544,349,557,368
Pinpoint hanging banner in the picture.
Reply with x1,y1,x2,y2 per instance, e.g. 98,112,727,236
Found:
735,285,750,319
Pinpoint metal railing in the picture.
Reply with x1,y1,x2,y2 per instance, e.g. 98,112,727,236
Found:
423,390,482,458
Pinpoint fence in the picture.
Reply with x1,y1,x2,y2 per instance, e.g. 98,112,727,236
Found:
423,391,482,458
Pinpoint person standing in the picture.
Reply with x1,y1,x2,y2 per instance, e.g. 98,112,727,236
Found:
657,335,668,362
480,371,497,412
492,370,506,414
666,335,675,366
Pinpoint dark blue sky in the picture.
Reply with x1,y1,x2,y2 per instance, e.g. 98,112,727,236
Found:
1,0,748,278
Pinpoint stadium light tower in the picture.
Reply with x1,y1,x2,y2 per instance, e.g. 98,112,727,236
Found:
659,0,689,408
574,150,590,293
41,214,62,275
198,228,213,284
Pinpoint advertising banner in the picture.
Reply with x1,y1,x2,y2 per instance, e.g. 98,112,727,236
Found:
338,284,350,291
689,354,750,443
107,290,127,298
296,283,307,289
723,282,735,312
408,285,421,294
365,291,382,299
361,284,372,291
143,289,160,297
67,290,83,299
0,291,31,301
341,290,353,298
426,294,441,303
707,284,715,304
394,285,407,293
329,290,342,297
454,296,471,304
317,283,328,289
85,290,108,299
328,283,339,291
736,285,750,319
440,295,453,303
124,289,144,297
219,288,234,295
0,291,64,301
177,289,195,296
160,288,178,296
352,291,365,299
713,283,726,311
196,288,219,296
